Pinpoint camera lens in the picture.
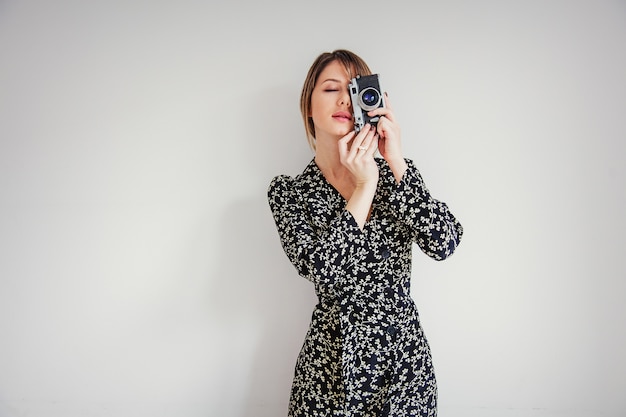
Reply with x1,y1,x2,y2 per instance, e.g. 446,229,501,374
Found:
359,87,381,111
362,90,379,106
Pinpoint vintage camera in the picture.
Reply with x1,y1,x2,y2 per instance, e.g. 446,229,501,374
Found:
349,74,386,132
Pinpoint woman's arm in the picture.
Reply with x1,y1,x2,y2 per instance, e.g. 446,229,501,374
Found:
369,97,462,260
385,160,463,260
268,175,366,287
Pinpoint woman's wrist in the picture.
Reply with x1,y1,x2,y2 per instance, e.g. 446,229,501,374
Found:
387,157,408,183
346,182,377,229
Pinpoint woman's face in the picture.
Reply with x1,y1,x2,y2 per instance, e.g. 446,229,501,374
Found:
309,60,354,142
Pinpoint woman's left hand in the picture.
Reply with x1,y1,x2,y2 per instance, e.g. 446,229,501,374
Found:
368,94,408,181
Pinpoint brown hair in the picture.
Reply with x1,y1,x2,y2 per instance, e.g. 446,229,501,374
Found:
300,49,372,150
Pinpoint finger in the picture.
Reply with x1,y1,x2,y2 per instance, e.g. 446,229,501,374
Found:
338,131,354,150
376,116,388,138
356,127,377,157
383,92,392,111
365,133,379,157
368,110,395,124
363,125,378,147
350,124,372,155
338,130,356,160
378,112,398,136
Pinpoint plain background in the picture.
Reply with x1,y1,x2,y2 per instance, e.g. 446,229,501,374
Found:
1,1,625,416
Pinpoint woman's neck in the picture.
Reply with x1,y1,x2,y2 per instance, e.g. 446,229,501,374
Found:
314,136,356,197
314,139,346,179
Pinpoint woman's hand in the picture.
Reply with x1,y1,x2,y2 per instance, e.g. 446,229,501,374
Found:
368,94,408,182
338,123,379,188
338,124,379,229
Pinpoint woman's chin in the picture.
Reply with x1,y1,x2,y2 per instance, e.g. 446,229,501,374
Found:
336,126,353,137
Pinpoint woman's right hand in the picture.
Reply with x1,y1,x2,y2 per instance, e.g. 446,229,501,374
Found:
338,124,379,229
338,124,379,188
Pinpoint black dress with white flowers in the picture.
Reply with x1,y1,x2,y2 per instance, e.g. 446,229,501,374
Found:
268,158,463,417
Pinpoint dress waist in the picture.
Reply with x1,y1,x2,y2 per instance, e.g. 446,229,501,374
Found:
316,288,418,329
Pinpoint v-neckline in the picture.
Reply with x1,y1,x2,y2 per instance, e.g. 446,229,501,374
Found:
310,159,376,224
311,159,351,203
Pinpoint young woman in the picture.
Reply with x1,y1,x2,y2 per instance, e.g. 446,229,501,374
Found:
267,49,463,417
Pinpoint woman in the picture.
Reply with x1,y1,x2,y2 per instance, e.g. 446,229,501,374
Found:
267,49,463,417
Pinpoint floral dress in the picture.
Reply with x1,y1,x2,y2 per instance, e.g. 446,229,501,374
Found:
267,158,463,417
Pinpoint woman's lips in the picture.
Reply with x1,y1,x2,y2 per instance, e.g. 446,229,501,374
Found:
332,111,352,122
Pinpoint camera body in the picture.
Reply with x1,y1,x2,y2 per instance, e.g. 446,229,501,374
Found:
349,74,385,132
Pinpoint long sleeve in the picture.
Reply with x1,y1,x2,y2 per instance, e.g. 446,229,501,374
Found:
267,174,367,288
382,159,463,261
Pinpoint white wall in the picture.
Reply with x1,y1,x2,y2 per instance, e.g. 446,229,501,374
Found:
1,1,624,416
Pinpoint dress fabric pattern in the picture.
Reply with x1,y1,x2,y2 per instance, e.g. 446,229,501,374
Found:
268,158,463,417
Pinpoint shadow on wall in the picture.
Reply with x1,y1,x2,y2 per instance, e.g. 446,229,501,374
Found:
208,84,317,417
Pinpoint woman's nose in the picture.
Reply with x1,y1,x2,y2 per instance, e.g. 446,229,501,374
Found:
340,91,351,106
